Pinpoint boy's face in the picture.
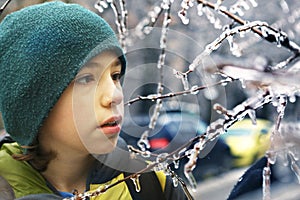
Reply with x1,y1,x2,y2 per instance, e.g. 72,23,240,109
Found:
39,51,124,155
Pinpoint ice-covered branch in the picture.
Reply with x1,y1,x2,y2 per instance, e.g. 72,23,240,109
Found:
197,0,300,56
187,21,270,73
183,20,300,76
127,87,280,192
124,76,235,105
137,0,173,151
95,0,128,51
0,0,11,15
131,1,165,39
178,0,195,25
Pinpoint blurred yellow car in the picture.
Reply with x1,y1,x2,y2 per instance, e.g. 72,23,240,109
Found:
220,118,272,168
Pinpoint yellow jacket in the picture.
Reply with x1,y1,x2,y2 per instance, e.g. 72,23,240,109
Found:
0,142,187,200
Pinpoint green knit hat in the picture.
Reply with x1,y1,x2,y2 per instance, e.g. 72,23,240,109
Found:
0,2,126,146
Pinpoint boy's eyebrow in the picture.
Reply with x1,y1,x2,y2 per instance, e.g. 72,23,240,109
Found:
111,58,122,68
83,58,121,69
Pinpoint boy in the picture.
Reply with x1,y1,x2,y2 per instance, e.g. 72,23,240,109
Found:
0,2,187,199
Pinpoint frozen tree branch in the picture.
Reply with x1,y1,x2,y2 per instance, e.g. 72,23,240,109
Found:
197,0,300,56
124,76,235,105
136,0,173,151
95,0,128,51
0,0,11,16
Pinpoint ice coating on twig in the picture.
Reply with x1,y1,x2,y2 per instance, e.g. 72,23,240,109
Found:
262,165,271,200
94,0,128,51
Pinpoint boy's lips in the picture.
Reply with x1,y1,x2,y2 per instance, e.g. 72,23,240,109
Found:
97,115,122,135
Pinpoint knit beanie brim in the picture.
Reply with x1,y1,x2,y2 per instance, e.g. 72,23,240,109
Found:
0,2,126,146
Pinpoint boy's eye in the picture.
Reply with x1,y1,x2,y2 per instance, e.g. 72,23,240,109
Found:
111,72,121,81
75,74,95,85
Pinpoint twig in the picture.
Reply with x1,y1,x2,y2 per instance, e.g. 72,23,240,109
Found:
124,76,235,105
0,0,12,16
197,0,300,55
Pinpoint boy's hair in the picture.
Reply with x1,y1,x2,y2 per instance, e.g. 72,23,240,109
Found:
0,2,126,146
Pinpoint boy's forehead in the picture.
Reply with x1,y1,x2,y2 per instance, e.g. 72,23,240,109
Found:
82,56,121,69
78,55,122,75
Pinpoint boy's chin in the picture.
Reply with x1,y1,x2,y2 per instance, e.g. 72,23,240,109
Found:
87,143,117,155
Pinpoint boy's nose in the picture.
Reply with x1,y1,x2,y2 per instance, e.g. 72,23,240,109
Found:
98,82,123,108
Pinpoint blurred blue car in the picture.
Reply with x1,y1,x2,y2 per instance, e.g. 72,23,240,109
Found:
120,110,233,181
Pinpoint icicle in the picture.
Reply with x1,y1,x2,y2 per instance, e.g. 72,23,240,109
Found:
141,150,151,158
275,32,282,47
226,35,233,49
157,6,171,68
179,74,189,90
239,78,246,88
261,26,270,38
215,0,224,9
184,170,197,191
178,10,189,25
288,146,299,161
137,130,150,151
173,69,190,89
226,35,242,57
157,54,166,69
267,129,281,165
289,95,296,103
290,160,300,183
149,99,162,129
184,152,198,190
289,153,300,183
240,1,250,10
173,160,180,169
172,176,179,187
247,109,257,125
184,139,204,190
248,0,258,7
267,151,277,165
221,76,233,86
105,0,128,51
197,3,203,16
281,150,289,167
206,118,225,140
204,87,219,100
230,6,244,16
214,18,223,29
230,42,242,57
190,85,199,95
133,3,162,39
172,154,180,170
202,6,222,29
162,0,174,9
262,166,271,200
275,31,288,48
94,0,108,13
173,152,180,160
276,95,287,118
130,175,141,192
155,153,169,172
178,0,194,25
119,0,128,42
280,0,289,13
184,149,193,157
229,0,258,16
143,26,153,35
289,147,300,161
